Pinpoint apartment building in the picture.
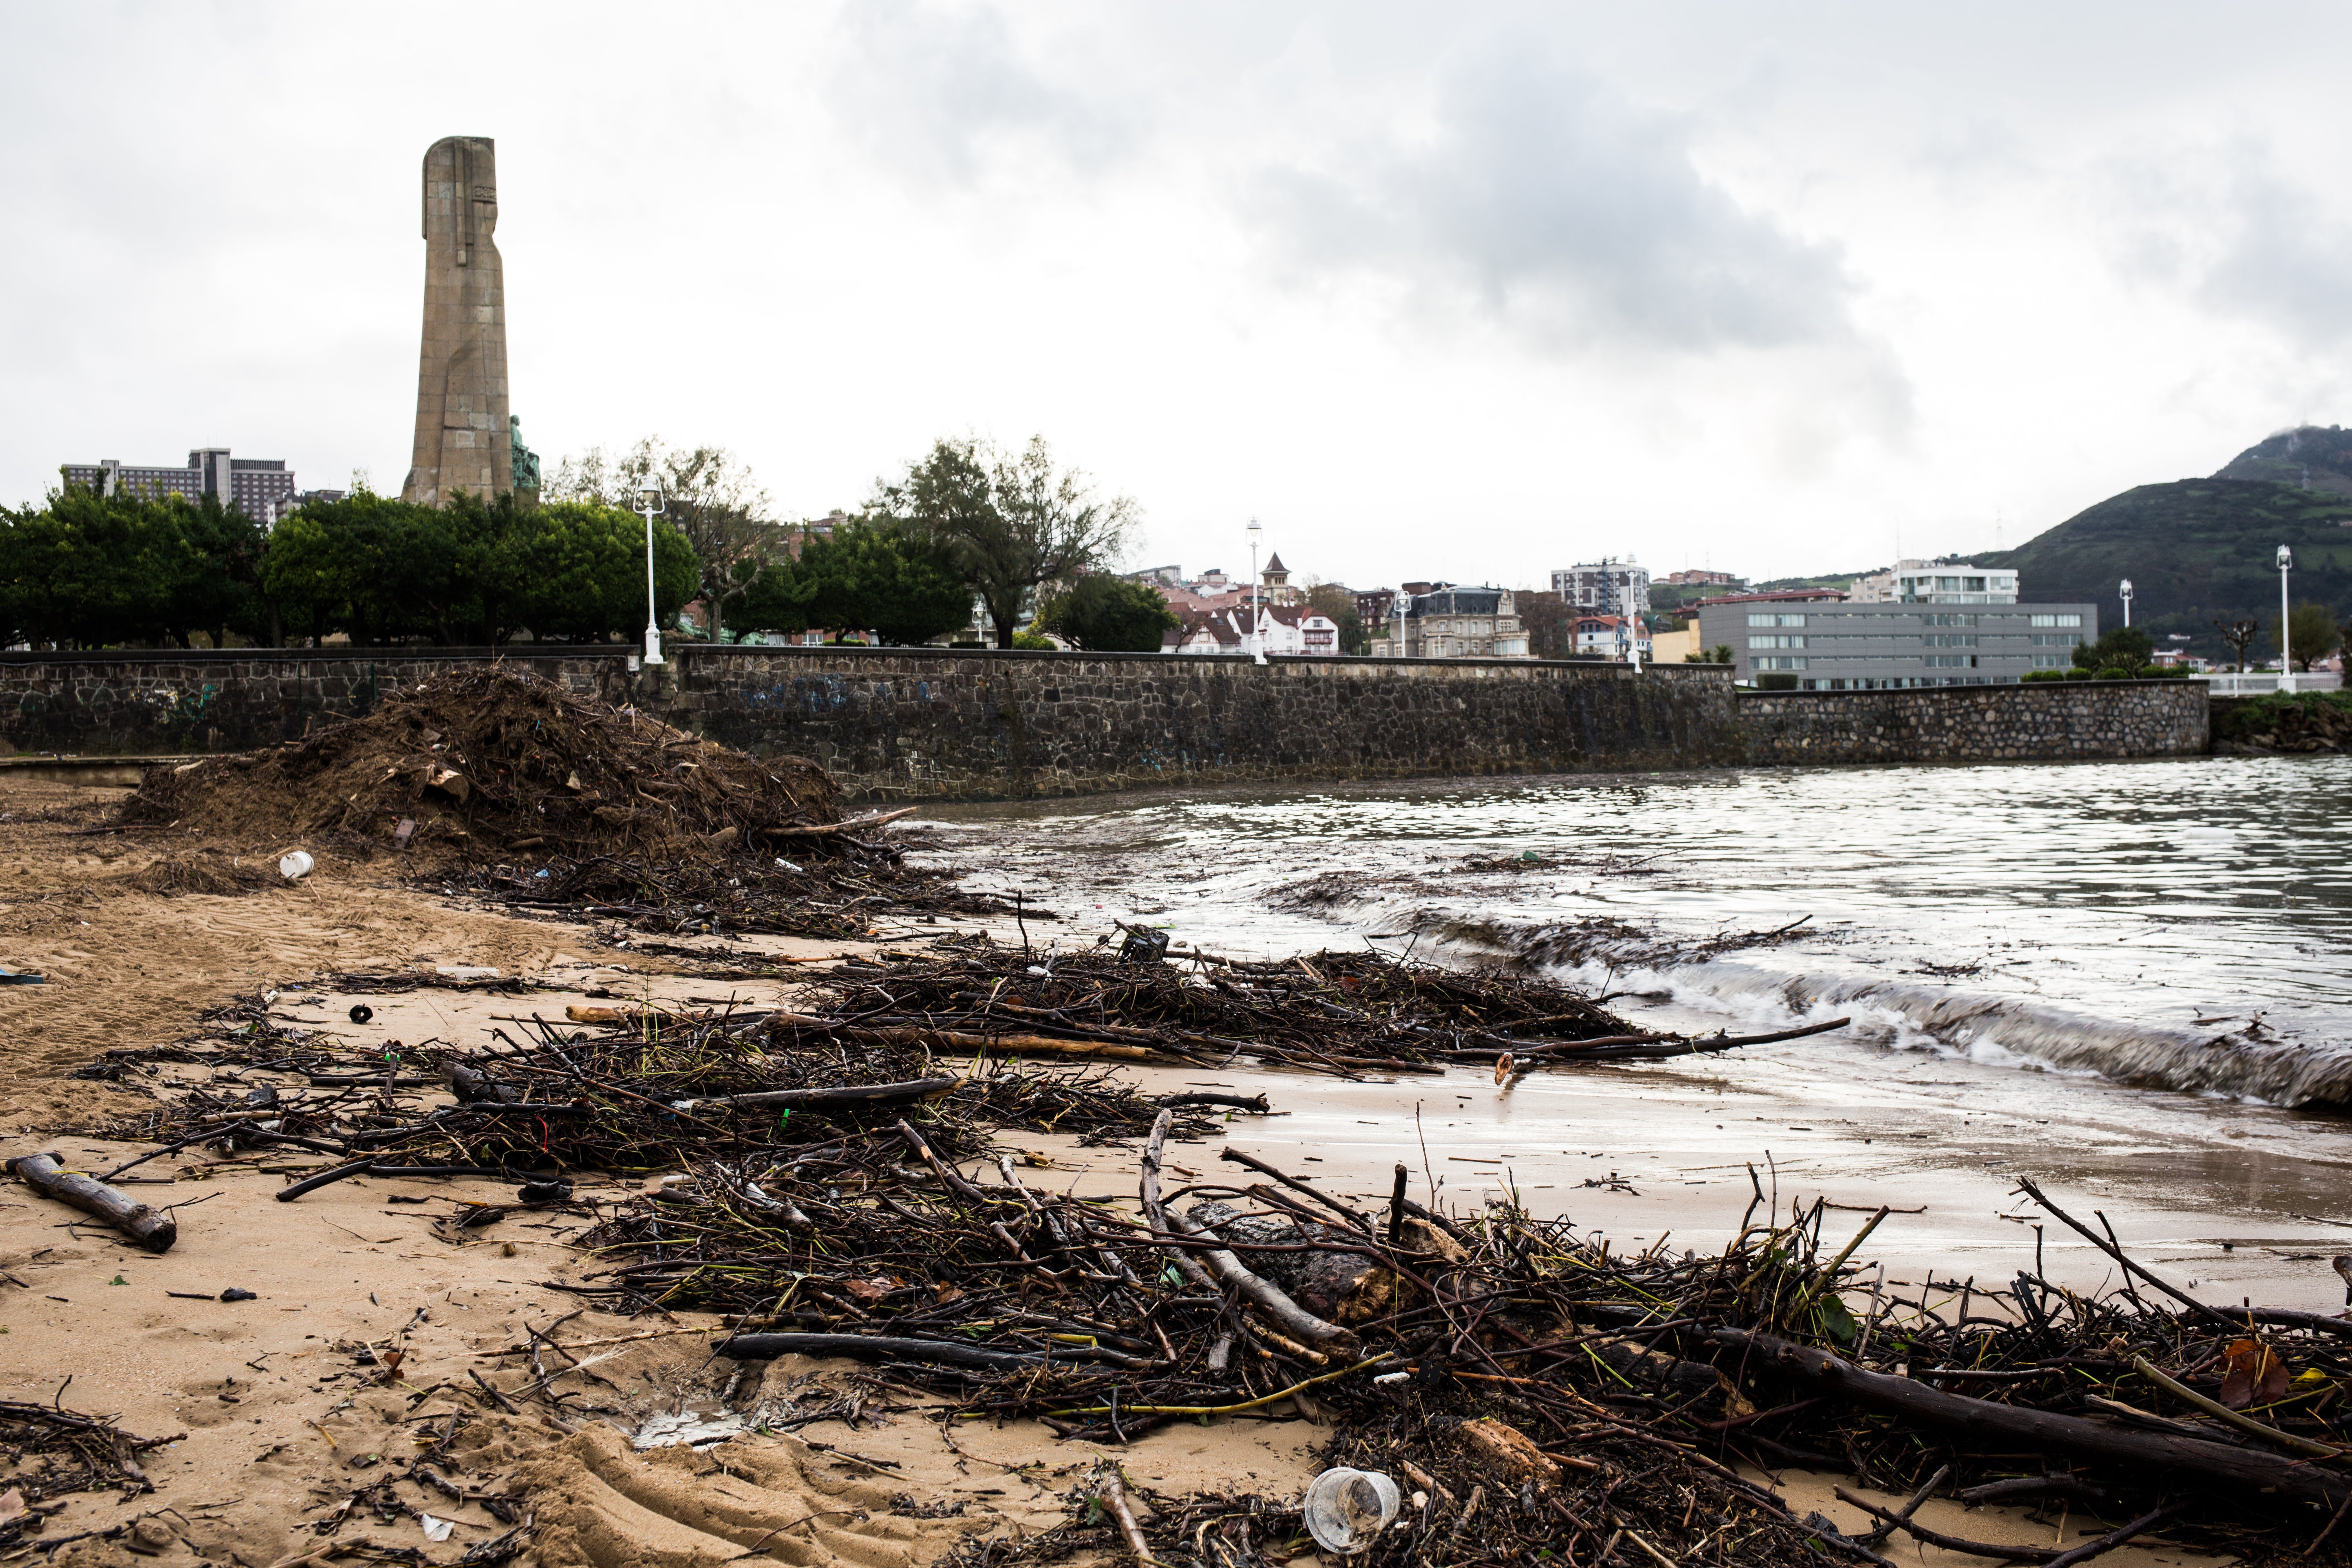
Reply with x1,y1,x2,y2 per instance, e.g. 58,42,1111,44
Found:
1695,592,2097,688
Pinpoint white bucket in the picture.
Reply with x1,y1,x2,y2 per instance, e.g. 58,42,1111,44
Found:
278,851,315,881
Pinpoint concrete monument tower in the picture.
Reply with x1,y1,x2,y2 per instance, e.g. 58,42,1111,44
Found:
400,136,511,505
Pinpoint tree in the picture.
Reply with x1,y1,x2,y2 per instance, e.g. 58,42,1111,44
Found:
2285,600,2339,671
494,500,699,643
546,439,780,641
1040,574,1179,652
1515,590,1572,660
2214,617,2261,673
1686,644,1734,664
874,437,1135,649
795,521,972,646
2073,624,2154,675
1303,583,1369,656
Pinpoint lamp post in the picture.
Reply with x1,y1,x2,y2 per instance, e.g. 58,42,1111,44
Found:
2277,544,2294,693
2119,577,2132,629
1245,518,1265,665
635,483,666,667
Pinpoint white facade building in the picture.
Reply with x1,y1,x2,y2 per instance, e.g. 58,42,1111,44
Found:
1552,560,1651,614
1850,560,2019,605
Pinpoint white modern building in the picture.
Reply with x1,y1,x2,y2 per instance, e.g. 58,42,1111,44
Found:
1849,560,2019,605
1552,560,1651,615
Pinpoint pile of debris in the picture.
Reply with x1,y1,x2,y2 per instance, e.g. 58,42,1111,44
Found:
51,945,2352,1566
120,666,841,864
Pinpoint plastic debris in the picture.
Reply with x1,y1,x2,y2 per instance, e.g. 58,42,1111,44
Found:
277,850,314,881
1303,1467,1401,1554
419,1513,454,1543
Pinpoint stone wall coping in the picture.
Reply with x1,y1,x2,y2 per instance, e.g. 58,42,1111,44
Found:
1737,678,2196,698
0,647,628,666
0,645,1731,678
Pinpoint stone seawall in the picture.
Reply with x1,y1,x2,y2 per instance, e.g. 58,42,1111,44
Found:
668,649,1737,798
1739,679,2209,764
0,650,2214,795
0,648,1740,800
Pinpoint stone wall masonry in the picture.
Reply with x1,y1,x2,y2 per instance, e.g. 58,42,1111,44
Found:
1739,679,2209,765
0,648,630,758
0,649,2213,798
668,649,1739,799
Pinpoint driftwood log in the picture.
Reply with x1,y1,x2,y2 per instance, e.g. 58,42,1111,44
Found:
677,1076,962,1112
1184,1200,1397,1326
715,1332,1142,1370
7,1152,178,1252
1716,1328,2350,1508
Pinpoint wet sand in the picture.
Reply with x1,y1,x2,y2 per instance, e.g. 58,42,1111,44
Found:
0,776,2289,1566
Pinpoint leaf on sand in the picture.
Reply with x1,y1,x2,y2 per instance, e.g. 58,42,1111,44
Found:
2217,1339,2290,1409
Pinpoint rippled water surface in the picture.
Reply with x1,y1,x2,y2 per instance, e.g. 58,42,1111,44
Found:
923,754,2352,1105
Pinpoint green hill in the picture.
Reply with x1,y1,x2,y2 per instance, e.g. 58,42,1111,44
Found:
2216,424,2352,498
1975,477,2352,660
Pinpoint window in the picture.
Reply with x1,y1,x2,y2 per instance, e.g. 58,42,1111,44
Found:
1748,635,1806,649
1937,576,1962,590
1924,613,1978,627
2029,613,2083,628
2031,654,2067,668
1753,655,1808,670
2029,633,2080,647
1923,634,1978,647
1923,654,1976,668
1963,577,1986,591
1746,612,1806,627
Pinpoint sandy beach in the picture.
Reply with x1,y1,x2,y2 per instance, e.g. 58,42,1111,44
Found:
0,771,2292,1567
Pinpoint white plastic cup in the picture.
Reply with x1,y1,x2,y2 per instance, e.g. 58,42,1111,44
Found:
278,851,314,881
1302,1467,1401,1554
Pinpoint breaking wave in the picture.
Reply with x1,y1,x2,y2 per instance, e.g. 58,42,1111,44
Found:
1388,907,2352,1109
1605,955,2352,1109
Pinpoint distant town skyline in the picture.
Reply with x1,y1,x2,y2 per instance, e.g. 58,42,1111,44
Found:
5,5,2348,589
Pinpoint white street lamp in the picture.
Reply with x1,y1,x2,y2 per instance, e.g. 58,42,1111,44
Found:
1245,518,1266,665
635,483,667,667
2118,577,2133,628
2277,544,2294,693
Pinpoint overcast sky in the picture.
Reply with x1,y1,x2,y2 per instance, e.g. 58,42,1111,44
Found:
4,2,2348,590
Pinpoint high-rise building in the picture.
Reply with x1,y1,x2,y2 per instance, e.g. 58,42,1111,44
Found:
1552,560,1652,614
1849,560,2019,604
60,450,305,522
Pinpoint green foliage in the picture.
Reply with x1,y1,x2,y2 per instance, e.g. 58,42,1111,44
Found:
1977,477,2352,660
1010,631,1056,650
734,523,971,646
497,499,698,643
806,523,971,646
1303,583,1370,656
1039,575,1179,652
872,437,1134,649
0,487,264,649
2285,600,2340,670
2212,689,2352,742
1753,672,1801,690
2071,624,2154,673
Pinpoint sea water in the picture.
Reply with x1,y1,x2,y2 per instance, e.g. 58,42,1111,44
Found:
923,753,2352,1108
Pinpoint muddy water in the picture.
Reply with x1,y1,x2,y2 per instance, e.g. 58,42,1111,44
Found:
917,754,2352,1310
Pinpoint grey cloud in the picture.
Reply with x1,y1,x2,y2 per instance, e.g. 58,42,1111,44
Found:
825,1,1136,185
2107,142,2352,345
1251,48,1860,353
2194,168,2352,344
